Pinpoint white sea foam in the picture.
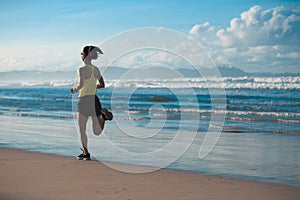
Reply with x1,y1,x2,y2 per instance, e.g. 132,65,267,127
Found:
128,106,300,119
0,80,74,87
0,76,299,89
105,76,300,89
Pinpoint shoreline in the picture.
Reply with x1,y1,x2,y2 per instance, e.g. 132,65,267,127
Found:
2,146,299,187
1,114,300,187
1,147,299,200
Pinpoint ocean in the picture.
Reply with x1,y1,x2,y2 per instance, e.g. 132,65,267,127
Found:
0,76,299,186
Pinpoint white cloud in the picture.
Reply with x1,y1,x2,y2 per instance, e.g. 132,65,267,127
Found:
0,43,82,72
189,22,218,47
216,5,300,48
189,5,300,73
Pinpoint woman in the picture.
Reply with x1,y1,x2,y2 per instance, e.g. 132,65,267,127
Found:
71,45,111,160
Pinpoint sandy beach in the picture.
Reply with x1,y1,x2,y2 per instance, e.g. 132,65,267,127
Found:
0,147,299,200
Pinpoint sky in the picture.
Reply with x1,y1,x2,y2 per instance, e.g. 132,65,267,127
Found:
0,0,299,73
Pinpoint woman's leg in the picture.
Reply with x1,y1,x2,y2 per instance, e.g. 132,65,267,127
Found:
92,116,105,136
78,113,89,154
93,95,105,135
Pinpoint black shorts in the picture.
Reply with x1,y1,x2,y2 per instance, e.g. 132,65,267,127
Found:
78,95,102,117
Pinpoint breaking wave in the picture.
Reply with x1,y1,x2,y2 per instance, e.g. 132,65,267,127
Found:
0,76,299,90
105,76,300,89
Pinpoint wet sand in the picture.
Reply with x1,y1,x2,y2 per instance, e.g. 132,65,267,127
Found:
0,147,299,200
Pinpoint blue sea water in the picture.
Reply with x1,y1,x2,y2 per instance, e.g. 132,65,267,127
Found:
0,77,299,186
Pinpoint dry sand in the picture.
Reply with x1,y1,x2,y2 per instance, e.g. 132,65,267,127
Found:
0,147,299,200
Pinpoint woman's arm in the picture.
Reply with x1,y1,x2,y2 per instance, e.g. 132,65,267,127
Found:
96,76,105,89
96,67,105,89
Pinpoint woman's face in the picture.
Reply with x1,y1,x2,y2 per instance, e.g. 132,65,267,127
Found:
81,53,85,61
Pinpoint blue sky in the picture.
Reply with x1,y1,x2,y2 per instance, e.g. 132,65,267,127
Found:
0,0,299,73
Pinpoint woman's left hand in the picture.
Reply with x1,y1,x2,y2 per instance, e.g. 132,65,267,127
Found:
71,88,77,94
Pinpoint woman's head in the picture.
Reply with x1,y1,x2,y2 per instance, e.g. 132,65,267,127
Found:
81,45,103,61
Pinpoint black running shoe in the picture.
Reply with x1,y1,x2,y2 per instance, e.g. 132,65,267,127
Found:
101,108,113,121
77,150,91,160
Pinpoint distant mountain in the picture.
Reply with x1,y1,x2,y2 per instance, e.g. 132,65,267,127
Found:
0,66,298,82
178,66,299,78
217,66,248,77
247,71,300,77
100,66,128,79
176,66,247,77
101,66,299,79
0,71,77,81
